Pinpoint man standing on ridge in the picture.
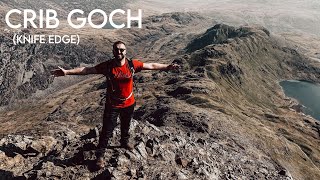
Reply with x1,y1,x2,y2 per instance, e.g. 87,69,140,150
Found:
51,40,180,168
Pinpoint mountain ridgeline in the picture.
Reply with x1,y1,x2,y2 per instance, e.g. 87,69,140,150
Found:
0,12,320,179
185,24,269,52
0,0,132,17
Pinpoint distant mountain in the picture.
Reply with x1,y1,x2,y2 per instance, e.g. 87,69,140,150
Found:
0,0,131,16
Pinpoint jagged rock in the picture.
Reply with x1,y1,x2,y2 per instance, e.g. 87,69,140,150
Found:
145,139,157,156
136,142,148,159
217,61,243,83
0,135,39,157
264,113,280,119
278,169,287,176
165,78,180,85
204,48,227,59
41,161,64,178
168,86,192,97
0,151,24,169
190,158,199,167
173,136,187,147
185,24,255,53
259,168,269,174
176,170,188,180
136,166,145,179
175,156,189,167
141,126,151,135
196,166,219,180
117,154,130,167
0,135,33,150
196,138,206,145
159,148,175,162
55,128,78,141
130,119,140,131
30,136,57,156
145,121,161,132
81,127,99,140
112,169,128,180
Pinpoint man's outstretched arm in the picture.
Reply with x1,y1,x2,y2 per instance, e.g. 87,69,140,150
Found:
142,63,180,70
51,66,98,77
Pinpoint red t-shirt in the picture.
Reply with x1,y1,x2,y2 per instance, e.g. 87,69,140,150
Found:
95,59,144,108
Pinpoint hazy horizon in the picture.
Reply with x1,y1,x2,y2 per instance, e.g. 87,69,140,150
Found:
128,0,320,36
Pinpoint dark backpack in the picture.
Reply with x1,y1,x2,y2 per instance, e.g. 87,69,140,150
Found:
106,58,135,101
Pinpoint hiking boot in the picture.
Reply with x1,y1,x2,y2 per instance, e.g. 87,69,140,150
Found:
95,156,105,170
120,142,134,150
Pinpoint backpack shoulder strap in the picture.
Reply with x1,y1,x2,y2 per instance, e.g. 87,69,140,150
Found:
127,58,135,76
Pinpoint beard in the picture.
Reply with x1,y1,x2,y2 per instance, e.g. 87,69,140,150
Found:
115,54,124,60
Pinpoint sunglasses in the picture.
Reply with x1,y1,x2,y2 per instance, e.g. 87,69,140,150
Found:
114,48,126,52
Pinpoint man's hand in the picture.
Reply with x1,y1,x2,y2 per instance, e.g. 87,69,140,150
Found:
167,63,180,70
51,66,67,77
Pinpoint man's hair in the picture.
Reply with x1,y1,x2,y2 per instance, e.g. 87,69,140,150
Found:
113,41,126,50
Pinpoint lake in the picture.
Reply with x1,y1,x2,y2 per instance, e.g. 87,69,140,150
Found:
280,80,320,120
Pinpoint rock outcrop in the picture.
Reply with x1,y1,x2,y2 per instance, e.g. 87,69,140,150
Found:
0,119,291,179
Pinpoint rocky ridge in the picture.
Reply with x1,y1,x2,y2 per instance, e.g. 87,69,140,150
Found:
0,119,290,179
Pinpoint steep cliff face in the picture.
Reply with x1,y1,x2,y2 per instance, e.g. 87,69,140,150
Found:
134,23,320,179
0,12,320,179
179,24,320,179
185,24,320,108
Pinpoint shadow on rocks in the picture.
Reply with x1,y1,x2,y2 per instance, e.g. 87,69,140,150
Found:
56,142,97,167
0,170,14,180
0,169,25,180
92,169,112,180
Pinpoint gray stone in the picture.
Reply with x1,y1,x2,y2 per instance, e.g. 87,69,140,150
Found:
175,156,189,167
176,171,188,180
30,136,57,156
136,142,148,159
